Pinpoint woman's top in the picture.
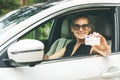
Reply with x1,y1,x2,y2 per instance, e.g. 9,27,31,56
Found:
63,41,92,57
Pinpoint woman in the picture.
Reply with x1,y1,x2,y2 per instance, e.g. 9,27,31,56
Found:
44,15,111,60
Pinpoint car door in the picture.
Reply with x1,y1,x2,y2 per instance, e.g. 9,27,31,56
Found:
0,1,120,80
19,54,120,80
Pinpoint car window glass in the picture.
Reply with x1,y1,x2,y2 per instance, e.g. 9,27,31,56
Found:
20,19,53,40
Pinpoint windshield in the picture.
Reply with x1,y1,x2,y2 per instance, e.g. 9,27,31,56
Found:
0,3,49,34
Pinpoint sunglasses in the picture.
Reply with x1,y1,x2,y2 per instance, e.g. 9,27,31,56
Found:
72,24,90,31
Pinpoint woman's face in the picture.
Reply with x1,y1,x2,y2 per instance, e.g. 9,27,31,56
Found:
71,18,91,39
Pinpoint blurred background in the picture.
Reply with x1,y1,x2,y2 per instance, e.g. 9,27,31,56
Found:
0,0,48,16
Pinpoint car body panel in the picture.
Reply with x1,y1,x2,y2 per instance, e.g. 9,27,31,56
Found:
0,68,24,80
1,53,120,80
21,54,120,80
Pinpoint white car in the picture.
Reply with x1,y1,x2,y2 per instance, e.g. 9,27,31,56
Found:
0,0,120,80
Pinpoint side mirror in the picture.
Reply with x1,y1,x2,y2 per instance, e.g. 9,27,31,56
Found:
6,39,44,67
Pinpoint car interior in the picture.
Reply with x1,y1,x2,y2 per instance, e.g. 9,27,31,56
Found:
46,8,115,57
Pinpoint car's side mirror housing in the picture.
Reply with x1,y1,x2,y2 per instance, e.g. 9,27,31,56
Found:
6,39,44,67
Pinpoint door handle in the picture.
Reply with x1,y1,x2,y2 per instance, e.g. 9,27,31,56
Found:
101,66,120,79
101,70,120,78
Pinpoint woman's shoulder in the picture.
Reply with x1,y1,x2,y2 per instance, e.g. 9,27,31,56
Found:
67,40,75,46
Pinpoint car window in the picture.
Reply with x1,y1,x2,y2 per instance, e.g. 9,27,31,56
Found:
19,19,54,40
44,8,115,60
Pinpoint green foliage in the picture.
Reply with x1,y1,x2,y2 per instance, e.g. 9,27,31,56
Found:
0,0,49,15
21,20,53,40
25,0,48,5
25,0,34,5
0,0,20,15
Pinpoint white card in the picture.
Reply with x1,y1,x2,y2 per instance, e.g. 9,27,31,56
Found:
85,36,100,45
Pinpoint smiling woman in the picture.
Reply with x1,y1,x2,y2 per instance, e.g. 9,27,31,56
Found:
44,15,111,60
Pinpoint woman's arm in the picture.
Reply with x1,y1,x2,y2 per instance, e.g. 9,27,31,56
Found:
90,45,111,56
44,47,66,60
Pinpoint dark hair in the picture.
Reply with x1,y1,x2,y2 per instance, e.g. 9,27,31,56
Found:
69,15,95,40
70,15,95,33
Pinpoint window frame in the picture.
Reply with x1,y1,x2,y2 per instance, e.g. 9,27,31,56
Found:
43,7,116,61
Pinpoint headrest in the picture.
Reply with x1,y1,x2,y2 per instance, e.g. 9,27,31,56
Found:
61,19,71,38
61,15,75,38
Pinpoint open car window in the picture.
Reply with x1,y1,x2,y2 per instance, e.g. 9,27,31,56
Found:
44,7,115,60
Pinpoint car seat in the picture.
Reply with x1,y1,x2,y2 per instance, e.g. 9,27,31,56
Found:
95,15,113,49
46,19,72,56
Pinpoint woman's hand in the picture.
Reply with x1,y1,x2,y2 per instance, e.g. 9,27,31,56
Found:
90,32,111,56
44,54,49,60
